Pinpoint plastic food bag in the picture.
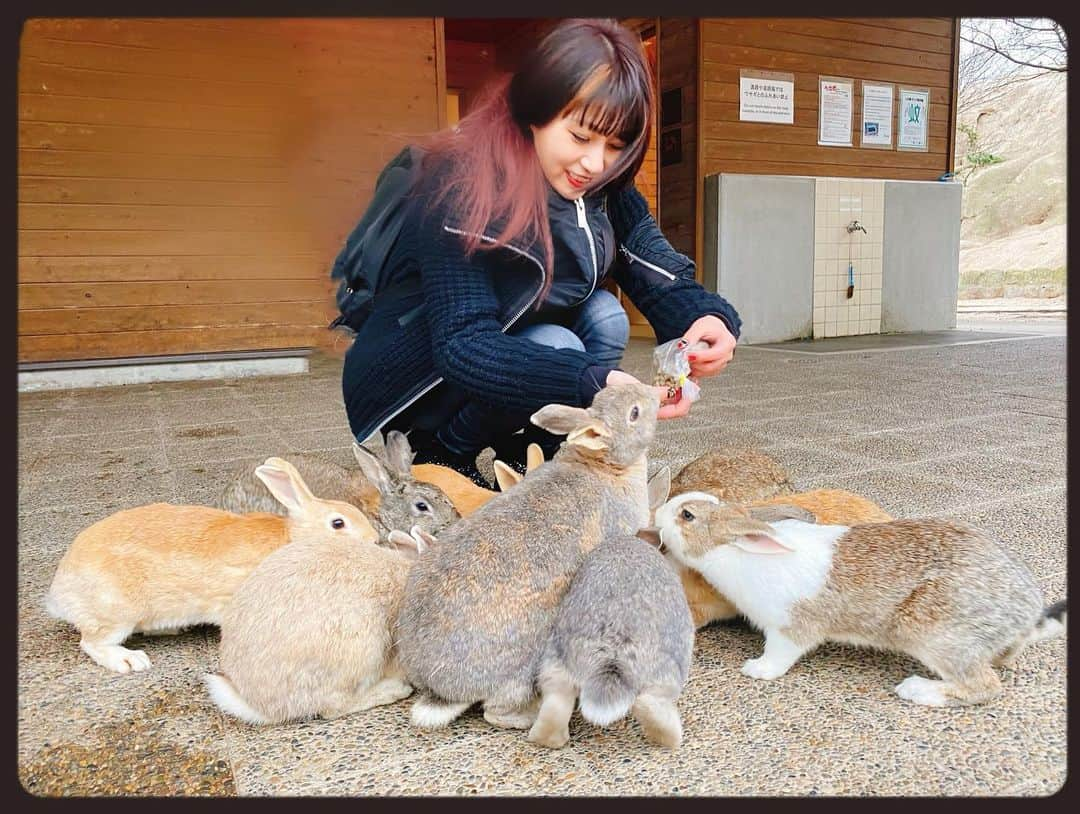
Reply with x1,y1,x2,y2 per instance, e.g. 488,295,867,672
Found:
652,338,704,404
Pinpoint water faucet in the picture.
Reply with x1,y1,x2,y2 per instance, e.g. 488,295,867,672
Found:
846,220,867,234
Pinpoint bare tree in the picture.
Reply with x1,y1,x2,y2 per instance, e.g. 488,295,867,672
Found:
959,18,1067,112
955,18,1067,182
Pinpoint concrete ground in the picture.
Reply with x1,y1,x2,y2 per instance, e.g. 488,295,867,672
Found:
18,315,1066,796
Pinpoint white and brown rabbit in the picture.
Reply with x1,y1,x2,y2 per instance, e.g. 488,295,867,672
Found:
654,492,1067,706
216,431,458,543
45,458,380,674
527,530,694,750
395,382,663,731
204,461,434,726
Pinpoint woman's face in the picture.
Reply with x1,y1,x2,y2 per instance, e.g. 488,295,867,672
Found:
530,113,628,199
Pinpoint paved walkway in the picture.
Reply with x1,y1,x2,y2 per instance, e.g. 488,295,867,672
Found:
18,320,1066,796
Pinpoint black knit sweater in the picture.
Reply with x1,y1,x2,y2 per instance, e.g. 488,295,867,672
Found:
341,177,741,443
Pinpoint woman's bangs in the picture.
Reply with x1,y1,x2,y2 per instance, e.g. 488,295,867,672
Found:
568,66,647,145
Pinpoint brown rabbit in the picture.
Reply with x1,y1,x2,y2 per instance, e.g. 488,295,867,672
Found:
395,382,664,731
674,488,894,628
669,446,796,504
655,492,1066,706
45,458,379,674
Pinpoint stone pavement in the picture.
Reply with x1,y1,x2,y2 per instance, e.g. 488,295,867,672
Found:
17,318,1067,796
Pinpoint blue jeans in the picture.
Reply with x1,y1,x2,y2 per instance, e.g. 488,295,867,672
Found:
435,289,630,456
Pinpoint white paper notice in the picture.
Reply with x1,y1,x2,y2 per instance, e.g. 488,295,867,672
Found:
818,78,853,146
739,75,794,124
861,83,893,147
898,88,929,150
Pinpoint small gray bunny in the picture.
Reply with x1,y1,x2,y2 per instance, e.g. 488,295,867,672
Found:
527,531,694,750
395,382,663,731
215,431,459,543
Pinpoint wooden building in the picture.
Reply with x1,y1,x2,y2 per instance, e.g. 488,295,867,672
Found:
18,17,959,365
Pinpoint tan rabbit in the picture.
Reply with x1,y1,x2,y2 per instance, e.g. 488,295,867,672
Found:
669,446,796,504
395,382,665,731
216,431,458,543
412,443,546,517
654,492,1067,706
45,458,380,674
205,461,432,725
671,486,894,628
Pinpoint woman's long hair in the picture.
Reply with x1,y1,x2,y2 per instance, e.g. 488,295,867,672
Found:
421,18,655,302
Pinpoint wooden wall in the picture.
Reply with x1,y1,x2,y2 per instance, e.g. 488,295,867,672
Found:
657,18,699,262
700,18,957,181
18,18,441,364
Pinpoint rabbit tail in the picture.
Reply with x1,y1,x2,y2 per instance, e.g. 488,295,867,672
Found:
579,659,636,727
1027,599,1067,645
204,673,270,725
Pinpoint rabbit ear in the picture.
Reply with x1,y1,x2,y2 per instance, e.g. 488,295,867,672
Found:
647,465,671,511
409,524,437,551
636,527,663,549
387,529,423,559
254,457,315,515
732,531,795,555
530,404,592,435
565,422,612,452
382,431,415,480
525,443,545,472
492,459,521,492
353,441,393,494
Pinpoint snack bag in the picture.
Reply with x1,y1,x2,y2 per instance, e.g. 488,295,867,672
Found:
652,338,703,404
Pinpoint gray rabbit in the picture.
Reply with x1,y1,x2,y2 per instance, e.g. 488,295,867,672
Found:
527,531,694,750
395,382,663,731
215,430,458,543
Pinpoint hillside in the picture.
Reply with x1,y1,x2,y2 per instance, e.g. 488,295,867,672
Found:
955,71,1066,299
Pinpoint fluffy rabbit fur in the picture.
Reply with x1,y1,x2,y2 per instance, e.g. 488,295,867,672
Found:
45,458,380,674
204,460,431,725
395,382,662,731
655,492,1067,706
527,532,694,750
216,431,458,543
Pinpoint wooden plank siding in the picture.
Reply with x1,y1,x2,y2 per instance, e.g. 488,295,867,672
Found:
18,18,441,363
699,18,958,181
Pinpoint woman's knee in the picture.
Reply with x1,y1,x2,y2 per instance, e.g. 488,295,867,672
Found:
576,290,629,360
515,323,586,353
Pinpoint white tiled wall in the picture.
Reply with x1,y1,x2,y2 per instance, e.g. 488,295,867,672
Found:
813,178,884,338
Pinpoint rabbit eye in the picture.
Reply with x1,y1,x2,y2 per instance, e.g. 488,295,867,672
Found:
629,405,640,422
415,500,430,513
331,517,346,530
681,509,696,522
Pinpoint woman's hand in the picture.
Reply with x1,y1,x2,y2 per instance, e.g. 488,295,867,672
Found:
683,315,736,378
605,370,692,421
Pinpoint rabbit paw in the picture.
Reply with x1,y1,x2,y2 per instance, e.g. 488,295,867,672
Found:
527,719,570,749
83,643,152,674
740,657,787,681
895,675,947,706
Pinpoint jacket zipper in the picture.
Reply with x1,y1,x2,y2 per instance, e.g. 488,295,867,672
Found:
574,197,599,301
369,227,546,437
619,244,677,280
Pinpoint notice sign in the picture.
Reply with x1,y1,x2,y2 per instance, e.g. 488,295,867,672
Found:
818,76,853,147
898,87,930,151
739,69,794,124
861,82,894,148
